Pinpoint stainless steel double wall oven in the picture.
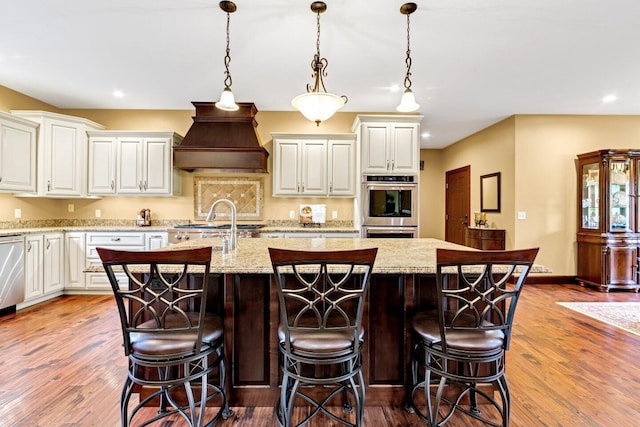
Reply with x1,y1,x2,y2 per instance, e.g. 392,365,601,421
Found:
362,175,418,238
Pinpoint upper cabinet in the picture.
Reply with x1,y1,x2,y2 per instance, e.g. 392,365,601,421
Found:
87,131,183,196
352,115,423,175
272,133,355,197
0,112,37,192
11,110,104,197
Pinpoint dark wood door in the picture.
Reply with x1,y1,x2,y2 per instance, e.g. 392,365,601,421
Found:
445,166,470,245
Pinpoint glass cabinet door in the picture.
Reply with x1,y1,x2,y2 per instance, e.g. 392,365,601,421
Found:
609,160,630,231
581,162,599,229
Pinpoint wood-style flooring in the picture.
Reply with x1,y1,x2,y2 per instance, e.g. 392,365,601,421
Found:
1,284,639,426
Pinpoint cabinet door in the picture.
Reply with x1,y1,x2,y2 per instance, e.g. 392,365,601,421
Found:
65,232,86,289
0,118,36,192
606,246,638,287
390,123,419,173
300,140,327,195
88,136,116,194
45,120,84,196
44,233,64,294
146,232,168,250
328,139,355,196
273,139,302,195
143,138,171,193
117,137,144,193
361,124,391,174
24,235,44,301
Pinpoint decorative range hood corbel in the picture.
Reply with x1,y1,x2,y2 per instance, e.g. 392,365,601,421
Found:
173,102,269,173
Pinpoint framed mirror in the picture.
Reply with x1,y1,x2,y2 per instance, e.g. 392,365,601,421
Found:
480,172,501,212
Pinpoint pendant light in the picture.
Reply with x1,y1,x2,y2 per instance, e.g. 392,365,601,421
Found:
397,3,420,112
291,1,347,126
215,1,239,111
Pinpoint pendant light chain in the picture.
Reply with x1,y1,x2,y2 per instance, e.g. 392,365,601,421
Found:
223,10,233,90
404,12,413,90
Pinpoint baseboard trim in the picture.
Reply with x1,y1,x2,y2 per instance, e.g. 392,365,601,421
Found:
524,275,575,285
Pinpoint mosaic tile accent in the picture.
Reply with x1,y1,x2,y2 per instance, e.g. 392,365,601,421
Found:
0,219,187,229
194,176,264,220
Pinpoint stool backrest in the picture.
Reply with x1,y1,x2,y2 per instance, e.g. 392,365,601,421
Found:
269,248,378,354
97,247,212,356
435,248,539,351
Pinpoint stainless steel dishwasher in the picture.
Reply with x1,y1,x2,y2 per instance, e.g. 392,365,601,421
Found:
0,234,25,313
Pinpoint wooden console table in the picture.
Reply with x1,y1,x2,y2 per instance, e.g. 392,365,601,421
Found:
465,227,506,250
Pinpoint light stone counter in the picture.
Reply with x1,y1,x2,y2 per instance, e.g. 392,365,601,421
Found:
165,237,551,275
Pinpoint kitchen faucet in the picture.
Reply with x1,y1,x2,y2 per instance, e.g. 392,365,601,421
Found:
206,199,237,250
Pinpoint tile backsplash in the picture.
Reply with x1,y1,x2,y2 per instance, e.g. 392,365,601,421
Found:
194,176,264,220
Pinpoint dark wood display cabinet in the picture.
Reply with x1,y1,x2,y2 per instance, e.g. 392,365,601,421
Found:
465,227,506,250
577,149,640,291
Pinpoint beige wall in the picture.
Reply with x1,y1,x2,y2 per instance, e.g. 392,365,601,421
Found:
6,84,640,276
1,88,359,223
431,114,640,276
431,117,516,241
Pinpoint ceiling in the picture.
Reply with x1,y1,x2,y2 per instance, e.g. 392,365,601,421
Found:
2,0,640,148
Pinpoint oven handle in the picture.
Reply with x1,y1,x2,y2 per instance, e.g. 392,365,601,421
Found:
364,227,417,234
364,184,417,191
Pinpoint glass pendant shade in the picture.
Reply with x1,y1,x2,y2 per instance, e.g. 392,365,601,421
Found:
396,88,420,112
291,92,345,125
216,87,239,111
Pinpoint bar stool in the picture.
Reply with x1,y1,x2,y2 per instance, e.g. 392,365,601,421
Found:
405,248,538,427
98,247,232,427
269,247,378,427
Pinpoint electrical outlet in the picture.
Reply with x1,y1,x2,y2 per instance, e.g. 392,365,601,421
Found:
67,203,74,213
332,210,338,219
517,211,526,220
289,210,295,219
14,208,21,219
95,209,101,218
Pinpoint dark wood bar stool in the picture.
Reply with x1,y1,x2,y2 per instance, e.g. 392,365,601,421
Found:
269,247,378,427
405,248,539,427
97,247,232,427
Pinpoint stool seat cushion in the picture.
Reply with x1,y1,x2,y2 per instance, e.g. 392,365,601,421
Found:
278,325,364,354
131,313,223,357
412,310,504,352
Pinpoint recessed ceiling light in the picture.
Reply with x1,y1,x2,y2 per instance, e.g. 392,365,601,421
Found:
602,94,617,103
112,90,125,98
421,132,431,139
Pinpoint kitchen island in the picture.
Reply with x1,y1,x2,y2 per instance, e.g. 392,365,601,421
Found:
161,237,549,406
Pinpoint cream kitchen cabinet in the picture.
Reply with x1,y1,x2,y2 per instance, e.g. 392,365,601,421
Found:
64,232,86,290
11,110,104,197
0,112,37,192
87,131,182,196
272,133,355,197
82,231,168,292
22,233,65,305
353,115,423,175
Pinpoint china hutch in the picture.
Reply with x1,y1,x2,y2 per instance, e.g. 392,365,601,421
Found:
577,149,640,291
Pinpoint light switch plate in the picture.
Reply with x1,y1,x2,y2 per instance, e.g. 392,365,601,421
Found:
517,211,526,220
332,210,338,219
289,210,295,219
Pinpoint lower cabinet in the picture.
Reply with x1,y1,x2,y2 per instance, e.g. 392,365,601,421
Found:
577,233,639,291
23,233,65,305
82,231,168,292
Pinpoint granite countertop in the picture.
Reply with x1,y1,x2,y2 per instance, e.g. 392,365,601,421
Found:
141,237,551,275
0,224,358,237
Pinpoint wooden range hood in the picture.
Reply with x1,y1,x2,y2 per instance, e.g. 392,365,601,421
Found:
173,102,269,173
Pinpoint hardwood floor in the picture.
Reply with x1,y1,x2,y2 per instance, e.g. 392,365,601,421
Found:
1,284,639,426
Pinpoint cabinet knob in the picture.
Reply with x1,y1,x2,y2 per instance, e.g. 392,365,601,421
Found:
47,181,51,191
111,237,121,242
143,181,148,190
